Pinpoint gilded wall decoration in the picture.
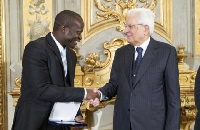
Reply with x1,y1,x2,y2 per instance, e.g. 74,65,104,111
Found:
83,38,128,88
177,45,197,130
81,0,173,44
10,38,197,130
0,0,7,129
23,0,52,46
195,0,200,54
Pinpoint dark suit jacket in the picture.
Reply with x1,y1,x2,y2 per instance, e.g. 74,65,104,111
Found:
195,66,200,130
99,37,181,130
12,33,85,130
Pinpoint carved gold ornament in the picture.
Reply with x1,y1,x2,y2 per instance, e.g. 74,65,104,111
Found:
84,38,127,73
95,0,157,31
27,14,50,41
81,0,173,44
9,78,21,106
23,0,52,46
83,38,127,88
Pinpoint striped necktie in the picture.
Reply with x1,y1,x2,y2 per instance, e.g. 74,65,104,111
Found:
135,47,143,69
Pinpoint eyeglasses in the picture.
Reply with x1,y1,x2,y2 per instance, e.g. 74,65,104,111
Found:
124,24,143,29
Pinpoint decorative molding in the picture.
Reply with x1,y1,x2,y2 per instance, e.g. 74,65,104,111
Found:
81,0,173,45
180,93,197,130
83,38,127,88
73,46,84,87
154,0,173,44
177,45,188,72
177,45,197,130
8,78,21,107
0,0,7,129
195,0,200,54
23,0,52,46
84,38,127,72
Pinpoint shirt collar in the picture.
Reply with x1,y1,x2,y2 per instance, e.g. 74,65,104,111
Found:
134,37,150,53
51,32,65,53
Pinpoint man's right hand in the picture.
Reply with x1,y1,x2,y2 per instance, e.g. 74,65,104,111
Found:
86,89,100,100
86,88,100,107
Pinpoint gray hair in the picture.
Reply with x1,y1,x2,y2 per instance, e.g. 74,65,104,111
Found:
127,8,155,35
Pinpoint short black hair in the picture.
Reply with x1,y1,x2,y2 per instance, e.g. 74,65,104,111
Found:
53,10,82,31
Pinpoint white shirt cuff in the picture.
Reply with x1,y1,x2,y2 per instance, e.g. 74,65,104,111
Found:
99,90,108,101
83,88,87,99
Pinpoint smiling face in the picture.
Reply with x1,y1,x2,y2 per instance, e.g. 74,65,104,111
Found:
124,14,150,46
62,17,84,49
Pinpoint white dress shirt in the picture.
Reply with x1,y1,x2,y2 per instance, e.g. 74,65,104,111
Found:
51,33,87,99
100,37,151,101
51,33,67,76
134,37,150,60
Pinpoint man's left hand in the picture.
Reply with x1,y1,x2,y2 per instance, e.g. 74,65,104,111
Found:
75,115,85,123
71,115,85,130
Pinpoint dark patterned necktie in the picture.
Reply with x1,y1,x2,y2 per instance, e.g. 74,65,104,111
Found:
135,47,143,69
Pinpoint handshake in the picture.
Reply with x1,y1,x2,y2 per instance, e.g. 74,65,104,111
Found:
85,88,100,107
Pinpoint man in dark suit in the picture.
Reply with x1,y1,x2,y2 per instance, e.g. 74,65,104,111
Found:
91,8,181,130
195,66,200,130
11,10,99,130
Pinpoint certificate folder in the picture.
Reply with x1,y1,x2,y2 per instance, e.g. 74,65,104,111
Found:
48,102,87,126
49,102,81,121
48,120,87,127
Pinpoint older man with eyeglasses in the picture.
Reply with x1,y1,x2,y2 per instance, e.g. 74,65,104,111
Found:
90,8,181,130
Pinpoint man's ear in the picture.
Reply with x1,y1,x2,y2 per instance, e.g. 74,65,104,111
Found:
144,25,150,35
61,26,69,33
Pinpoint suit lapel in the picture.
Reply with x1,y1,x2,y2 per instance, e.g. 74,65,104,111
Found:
133,38,158,88
125,44,135,87
46,33,65,77
66,47,73,86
